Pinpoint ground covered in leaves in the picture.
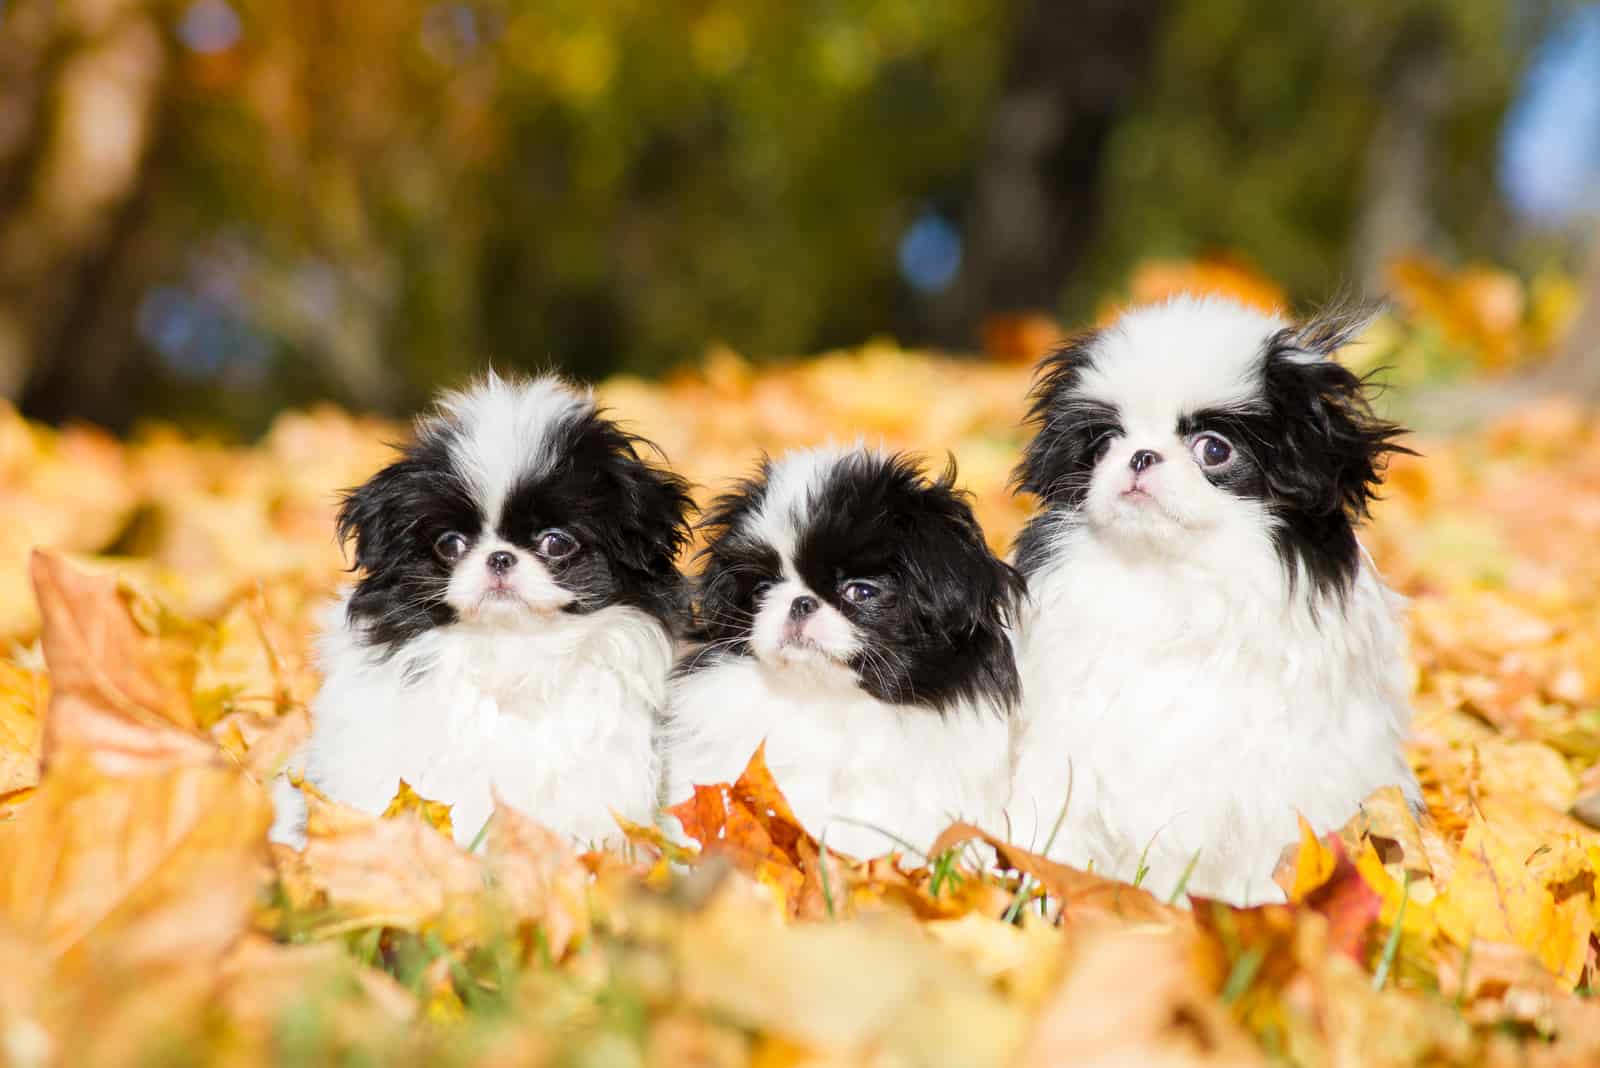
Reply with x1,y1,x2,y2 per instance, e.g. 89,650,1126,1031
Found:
3,264,1600,1066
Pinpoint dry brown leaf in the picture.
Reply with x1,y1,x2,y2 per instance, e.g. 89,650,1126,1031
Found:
486,796,591,958
0,753,270,974
1019,926,1263,1067
217,935,416,1046
678,884,1026,1064
929,821,1184,926
32,550,213,773
296,792,485,935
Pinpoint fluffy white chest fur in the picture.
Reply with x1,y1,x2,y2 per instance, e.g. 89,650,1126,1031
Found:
665,657,1013,859
276,594,669,849
1011,524,1418,905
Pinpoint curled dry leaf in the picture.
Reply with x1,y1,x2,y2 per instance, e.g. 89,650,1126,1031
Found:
929,821,1184,927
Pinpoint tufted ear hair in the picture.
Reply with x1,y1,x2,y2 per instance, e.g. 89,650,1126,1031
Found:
1260,303,1412,522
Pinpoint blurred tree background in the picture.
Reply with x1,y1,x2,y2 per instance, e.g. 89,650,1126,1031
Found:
0,0,1594,434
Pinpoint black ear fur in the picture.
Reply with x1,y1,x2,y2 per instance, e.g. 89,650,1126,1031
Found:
877,454,1025,712
334,427,478,650
1260,304,1414,596
1260,306,1412,521
683,458,775,654
556,412,697,633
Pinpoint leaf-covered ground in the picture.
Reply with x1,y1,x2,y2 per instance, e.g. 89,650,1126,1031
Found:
3,262,1600,1066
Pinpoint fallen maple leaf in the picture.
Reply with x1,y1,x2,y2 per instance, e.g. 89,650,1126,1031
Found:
667,743,815,914
677,883,1028,1064
1275,814,1337,901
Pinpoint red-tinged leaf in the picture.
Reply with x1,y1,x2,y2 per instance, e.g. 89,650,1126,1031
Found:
1302,838,1384,962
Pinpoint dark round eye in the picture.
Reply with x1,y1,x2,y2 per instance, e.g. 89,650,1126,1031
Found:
535,529,579,561
840,580,881,605
1191,433,1233,468
434,531,470,564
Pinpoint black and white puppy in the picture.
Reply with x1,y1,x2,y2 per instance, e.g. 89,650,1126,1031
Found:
271,373,694,848
665,447,1024,857
1009,296,1420,905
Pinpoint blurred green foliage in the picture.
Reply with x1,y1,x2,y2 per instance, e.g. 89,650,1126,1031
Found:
1079,0,1522,314
158,0,1011,422
0,0,1562,433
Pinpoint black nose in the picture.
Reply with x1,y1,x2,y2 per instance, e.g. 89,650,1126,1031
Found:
789,595,819,620
1130,449,1163,474
486,550,517,575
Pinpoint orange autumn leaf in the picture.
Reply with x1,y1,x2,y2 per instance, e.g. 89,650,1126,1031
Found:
1101,254,1288,324
928,822,1183,926
667,743,818,913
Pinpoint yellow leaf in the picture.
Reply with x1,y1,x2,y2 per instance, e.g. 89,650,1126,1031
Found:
382,778,454,840
1282,813,1337,902
0,752,271,973
1434,818,1590,987
0,660,45,794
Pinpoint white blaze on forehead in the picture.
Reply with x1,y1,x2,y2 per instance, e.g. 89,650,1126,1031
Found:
430,372,591,525
1077,296,1289,432
743,444,860,577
